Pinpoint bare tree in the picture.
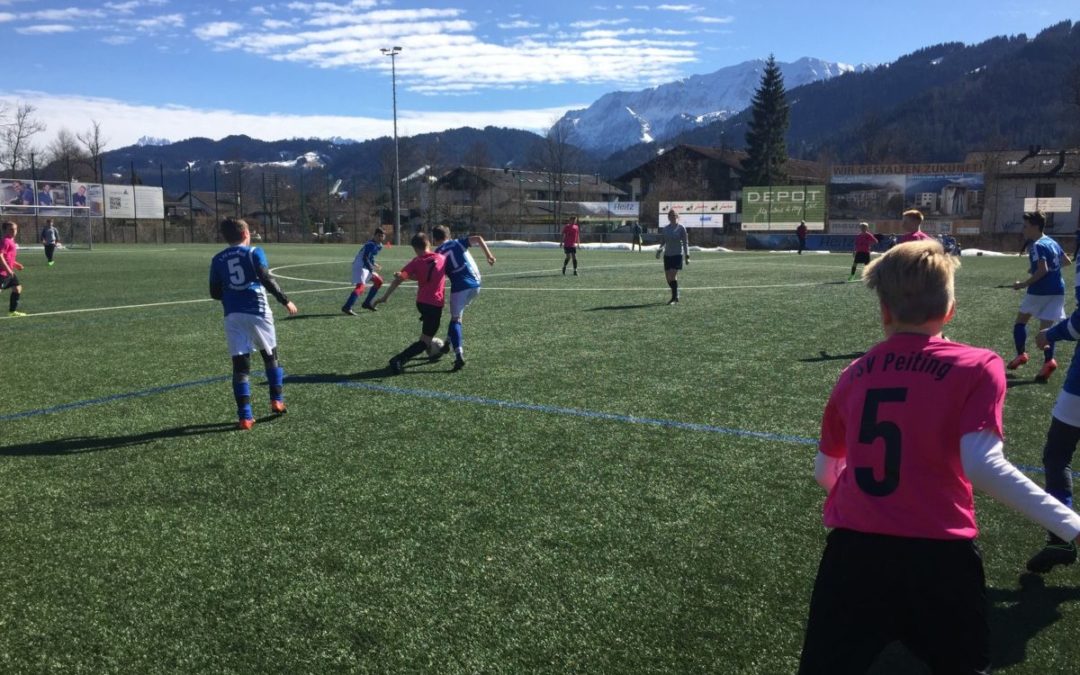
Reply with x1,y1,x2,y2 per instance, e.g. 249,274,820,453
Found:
539,118,581,229
77,120,108,182
1,102,47,176
47,128,91,180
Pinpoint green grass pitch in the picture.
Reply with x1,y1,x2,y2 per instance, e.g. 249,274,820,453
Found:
2,243,1080,673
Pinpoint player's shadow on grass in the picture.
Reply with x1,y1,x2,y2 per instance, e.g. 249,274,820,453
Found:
799,350,866,363
282,313,343,321
1006,374,1043,389
285,373,353,385
863,574,1080,674
585,302,667,311
986,573,1080,669
1,422,239,456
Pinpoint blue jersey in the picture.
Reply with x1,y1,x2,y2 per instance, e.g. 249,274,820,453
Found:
1027,235,1066,296
209,245,271,316
354,240,383,271
436,237,481,292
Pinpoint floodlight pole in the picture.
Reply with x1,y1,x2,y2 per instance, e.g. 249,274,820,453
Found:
382,46,402,246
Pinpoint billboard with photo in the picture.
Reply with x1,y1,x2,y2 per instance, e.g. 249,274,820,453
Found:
37,181,70,216
830,165,984,233
71,182,105,217
0,178,36,212
740,186,826,231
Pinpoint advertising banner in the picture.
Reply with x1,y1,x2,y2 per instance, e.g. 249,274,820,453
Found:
741,186,826,231
829,170,984,232
102,184,164,219
0,178,36,212
71,182,105,217
578,201,639,217
135,186,165,219
37,182,70,216
1024,197,1073,213
659,200,737,215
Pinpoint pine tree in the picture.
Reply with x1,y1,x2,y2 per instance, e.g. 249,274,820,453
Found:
741,55,790,187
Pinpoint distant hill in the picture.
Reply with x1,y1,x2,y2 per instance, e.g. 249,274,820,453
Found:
630,20,1080,168
103,127,550,196
553,57,871,156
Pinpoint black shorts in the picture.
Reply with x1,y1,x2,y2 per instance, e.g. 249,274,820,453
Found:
632,235,643,245
853,251,871,265
563,246,577,255
663,255,683,271
798,528,989,674
0,274,20,290
416,302,443,338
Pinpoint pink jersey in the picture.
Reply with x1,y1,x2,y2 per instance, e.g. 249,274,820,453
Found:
854,232,878,253
399,251,447,307
819,333,1005,540
562,223,580,247
0,236,17,277
898,230,932,243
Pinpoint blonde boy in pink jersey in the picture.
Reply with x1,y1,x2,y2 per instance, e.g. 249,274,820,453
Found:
373,232,447,375
897,208,932,243
799,240,1080,674
848,222,878,281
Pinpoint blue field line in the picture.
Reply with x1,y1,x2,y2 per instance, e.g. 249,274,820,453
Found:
339,381,1077,478
4,374,1075,478
0,374,231,422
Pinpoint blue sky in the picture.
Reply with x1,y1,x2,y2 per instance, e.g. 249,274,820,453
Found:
0,0,1076,147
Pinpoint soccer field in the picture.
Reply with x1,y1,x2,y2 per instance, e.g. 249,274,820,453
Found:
3,244,1080,673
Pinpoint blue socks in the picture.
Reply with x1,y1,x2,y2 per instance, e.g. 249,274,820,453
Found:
1014,323,1027,355
233,378,252,420
266,366,285,402
343,285,363,310
364,285,379,306
448,320,463,355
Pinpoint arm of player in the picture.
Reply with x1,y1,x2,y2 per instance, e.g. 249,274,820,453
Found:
961,429,1080,544
255,265,298,315
1015,259,1049,289
373,273,407,305
814,452,847,492
681,230,689,263
469,235,496,266
1038,307,1080,349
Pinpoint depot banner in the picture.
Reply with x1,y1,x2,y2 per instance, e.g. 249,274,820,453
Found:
741,186,826,231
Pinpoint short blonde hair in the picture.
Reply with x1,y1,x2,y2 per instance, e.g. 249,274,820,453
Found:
902,209,924,224
863,240,958,325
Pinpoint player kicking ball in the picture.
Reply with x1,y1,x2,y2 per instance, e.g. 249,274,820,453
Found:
209,218,298,430
342,227,385,315
799,240,1080,674
372,232,447,375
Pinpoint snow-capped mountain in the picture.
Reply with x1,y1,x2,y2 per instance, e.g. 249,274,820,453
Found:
554,57,873,156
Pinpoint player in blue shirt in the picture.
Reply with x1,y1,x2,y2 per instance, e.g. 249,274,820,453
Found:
209,218,298,430
431,225,496,371
1009,211,1071,382
341,227,385,315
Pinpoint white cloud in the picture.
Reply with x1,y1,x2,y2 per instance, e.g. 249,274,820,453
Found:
17,24,76,35
105,1,141,12
0,12,16,22
657,4,701,11
123,13,185,32
694,16,734,24
102,35,135,45
0,90,583,147
569,18,630,28
29,8,106,21
194,21,243,40
498,20,538,29
262,19,294,30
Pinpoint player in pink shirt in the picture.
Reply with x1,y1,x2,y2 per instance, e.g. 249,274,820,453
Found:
897,208,932,243
848,222,878,281
561,216,580,276
799,240,1080,674
373,231,448,374
0,220,27,317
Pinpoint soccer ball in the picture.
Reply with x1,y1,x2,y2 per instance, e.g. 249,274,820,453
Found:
428,338,446,358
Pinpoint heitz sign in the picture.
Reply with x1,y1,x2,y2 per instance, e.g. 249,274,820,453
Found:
741,186,826,231
578,201,640,217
